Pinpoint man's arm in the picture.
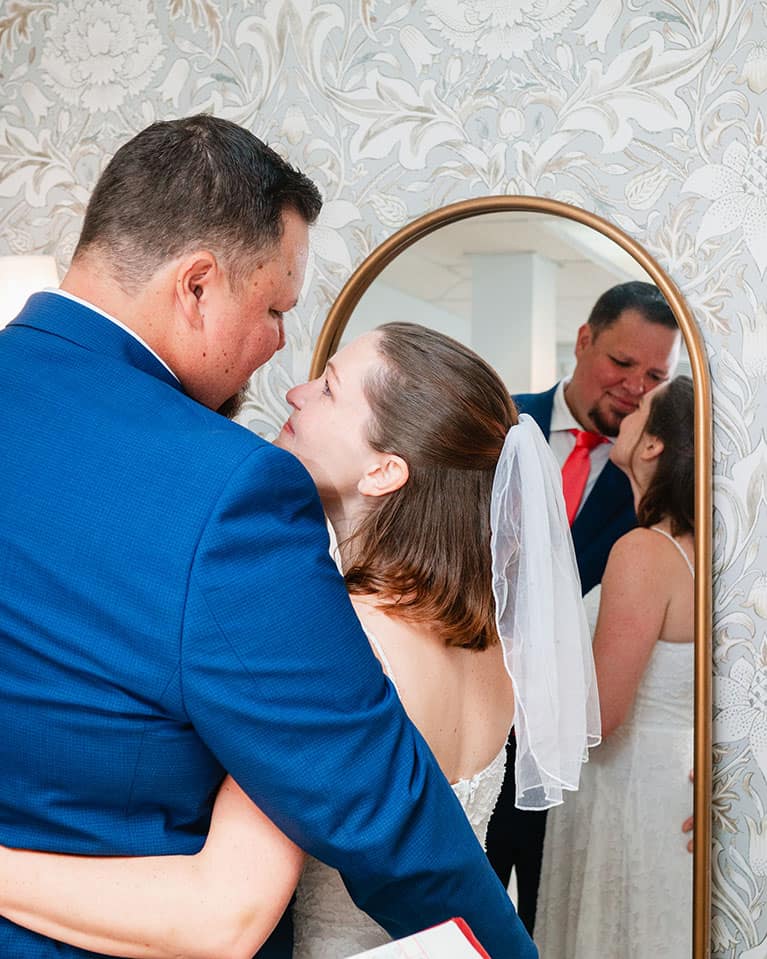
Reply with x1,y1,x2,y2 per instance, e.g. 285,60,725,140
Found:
181,444,536,959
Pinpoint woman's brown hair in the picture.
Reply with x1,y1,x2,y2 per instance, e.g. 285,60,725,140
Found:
636,374,694,536
343,322,518,650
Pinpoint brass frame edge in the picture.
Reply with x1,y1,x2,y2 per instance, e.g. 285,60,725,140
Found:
312,195,713,958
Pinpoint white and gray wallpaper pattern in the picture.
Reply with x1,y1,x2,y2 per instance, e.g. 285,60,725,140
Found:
1,0,767,954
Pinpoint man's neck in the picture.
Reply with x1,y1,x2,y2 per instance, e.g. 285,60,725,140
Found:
61,261,128,322
60,259,182,384
61,259,171,365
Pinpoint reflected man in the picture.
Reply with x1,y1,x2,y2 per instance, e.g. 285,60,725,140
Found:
485,280,681,933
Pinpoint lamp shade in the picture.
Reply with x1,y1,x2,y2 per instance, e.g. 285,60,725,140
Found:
0,255,60,329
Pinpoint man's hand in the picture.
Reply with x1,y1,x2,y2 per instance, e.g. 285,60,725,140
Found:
682,768,694,854
682,815,693,853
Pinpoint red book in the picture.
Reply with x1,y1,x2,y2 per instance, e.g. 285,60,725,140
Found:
346,918,491,958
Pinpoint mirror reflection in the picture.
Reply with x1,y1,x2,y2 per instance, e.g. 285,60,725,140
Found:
322,210,695,957
340,211,691,384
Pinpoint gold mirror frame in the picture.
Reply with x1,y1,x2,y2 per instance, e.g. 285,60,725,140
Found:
311,195,713,959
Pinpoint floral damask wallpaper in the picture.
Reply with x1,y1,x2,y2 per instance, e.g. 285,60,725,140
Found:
1,0,766,954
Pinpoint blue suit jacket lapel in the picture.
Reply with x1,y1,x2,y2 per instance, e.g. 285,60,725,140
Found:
515,382,632,534
573,459,632,539
513,382,634,593
8,292,183,394
513,383,557,439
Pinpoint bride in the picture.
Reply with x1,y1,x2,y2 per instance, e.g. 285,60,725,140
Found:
0,323,597,959
535,375,695,958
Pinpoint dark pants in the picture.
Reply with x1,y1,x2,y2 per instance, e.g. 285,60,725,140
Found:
256,900,294,958
485,736,548,936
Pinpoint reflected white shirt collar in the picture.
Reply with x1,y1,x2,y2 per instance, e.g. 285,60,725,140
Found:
546,380,614,510
550,379,581,433
43,288,179,382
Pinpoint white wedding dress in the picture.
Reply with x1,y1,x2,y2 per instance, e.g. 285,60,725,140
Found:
535,528,694,958
292,629,509,959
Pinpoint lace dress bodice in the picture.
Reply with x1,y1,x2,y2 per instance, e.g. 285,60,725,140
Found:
293,628,509,959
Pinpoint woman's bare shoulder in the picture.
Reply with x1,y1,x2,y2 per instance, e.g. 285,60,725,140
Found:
609,526,676,562
602,527,674,595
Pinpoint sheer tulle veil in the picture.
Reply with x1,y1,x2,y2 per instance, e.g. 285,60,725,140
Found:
490,413,601,810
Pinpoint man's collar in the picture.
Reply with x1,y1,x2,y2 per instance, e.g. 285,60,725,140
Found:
550,379,581,432
8,291,183,394
44,288,179,382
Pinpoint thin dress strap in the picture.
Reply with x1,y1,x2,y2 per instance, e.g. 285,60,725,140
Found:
360,624,401,697
649,526,694,578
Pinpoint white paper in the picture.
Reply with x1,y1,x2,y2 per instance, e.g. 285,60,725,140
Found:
346,920,484,958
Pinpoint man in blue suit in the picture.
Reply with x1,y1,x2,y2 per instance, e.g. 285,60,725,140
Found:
485,281,681,935
0,115,535,959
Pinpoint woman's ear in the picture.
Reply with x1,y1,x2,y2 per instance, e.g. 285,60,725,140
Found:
638,433,664,463
174,252,218,330
357,454,409,498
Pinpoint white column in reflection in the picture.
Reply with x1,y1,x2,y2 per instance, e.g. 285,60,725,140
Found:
470,252,557,393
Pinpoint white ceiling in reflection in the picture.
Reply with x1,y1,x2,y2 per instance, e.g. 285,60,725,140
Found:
370,212,649,343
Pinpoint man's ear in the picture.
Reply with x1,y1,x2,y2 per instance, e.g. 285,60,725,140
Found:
357,454,409,498
574,322,592,359
174,252,219,330
639,433,664,463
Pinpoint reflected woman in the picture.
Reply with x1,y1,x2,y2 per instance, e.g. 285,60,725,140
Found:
0,323,596,959
536,375,694,959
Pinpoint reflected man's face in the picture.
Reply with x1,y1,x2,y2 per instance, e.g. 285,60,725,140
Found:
565,309,680,436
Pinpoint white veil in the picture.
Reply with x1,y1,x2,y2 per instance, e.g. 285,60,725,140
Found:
490,413,601,810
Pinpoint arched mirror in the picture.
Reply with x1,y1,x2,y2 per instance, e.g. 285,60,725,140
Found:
310,197,712,957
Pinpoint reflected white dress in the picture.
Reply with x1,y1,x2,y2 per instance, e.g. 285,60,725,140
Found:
534,528,694,958
292,629,510,959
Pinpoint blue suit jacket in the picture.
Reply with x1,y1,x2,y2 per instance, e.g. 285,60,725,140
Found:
513,385,636,595
0,293,535,959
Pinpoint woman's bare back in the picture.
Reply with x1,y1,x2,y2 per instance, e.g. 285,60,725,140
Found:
350,597,515,785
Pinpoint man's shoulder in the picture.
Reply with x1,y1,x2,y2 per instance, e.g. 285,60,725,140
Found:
185,415,319,505
512,383,558,431
512,382,558,408
142,400,314,505
152,396,266,461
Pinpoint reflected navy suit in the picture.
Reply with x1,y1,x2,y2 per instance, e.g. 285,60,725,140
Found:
485,383,635,934
0,293,535,959
516,385,636,595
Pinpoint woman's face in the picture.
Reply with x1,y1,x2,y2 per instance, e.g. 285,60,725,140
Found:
609,383,665,474
274,331,383,506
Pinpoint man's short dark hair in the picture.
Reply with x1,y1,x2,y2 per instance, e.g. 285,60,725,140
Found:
74,114,323,291
587,281,677,335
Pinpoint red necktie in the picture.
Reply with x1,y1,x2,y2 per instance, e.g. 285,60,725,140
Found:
561,429,608,526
